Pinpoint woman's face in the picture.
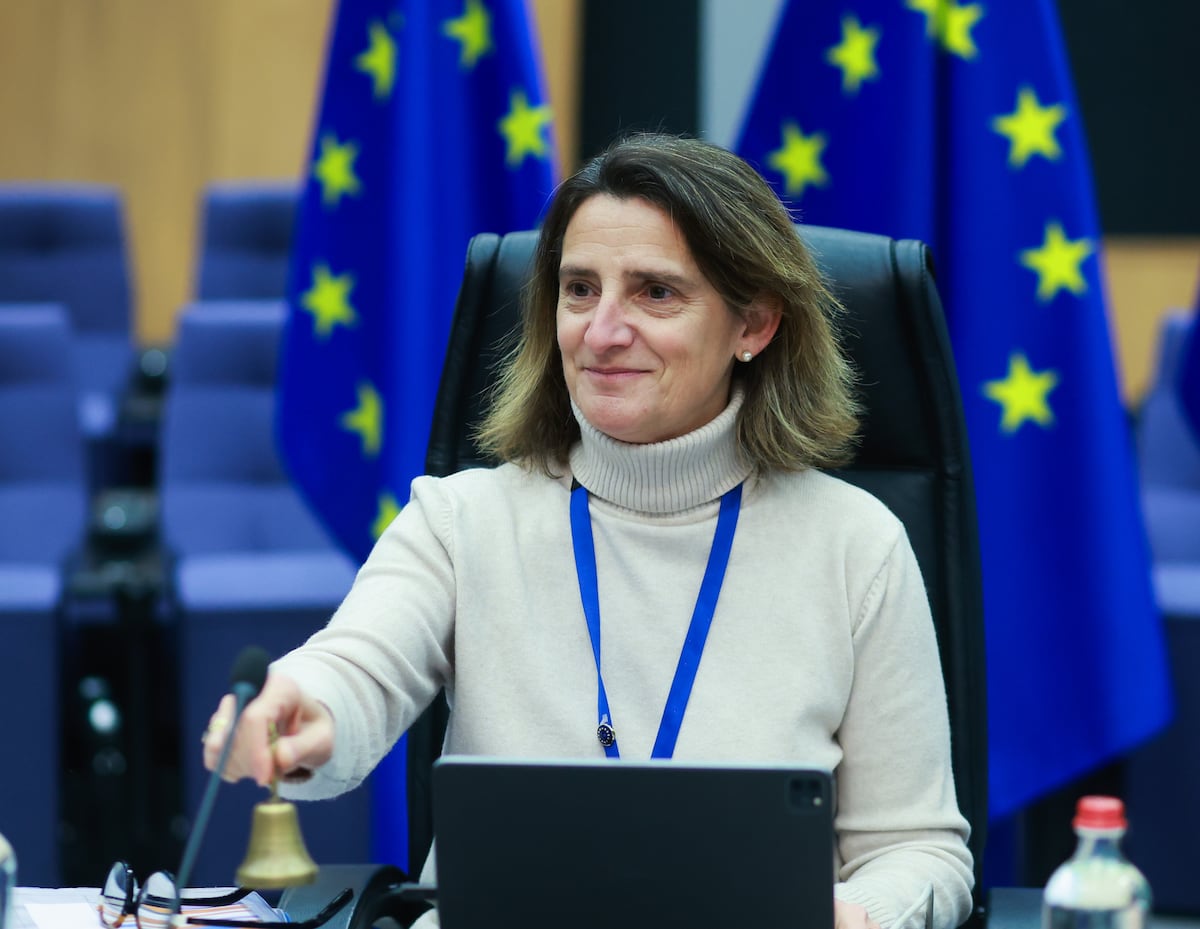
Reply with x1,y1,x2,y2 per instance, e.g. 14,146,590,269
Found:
556,194,764,445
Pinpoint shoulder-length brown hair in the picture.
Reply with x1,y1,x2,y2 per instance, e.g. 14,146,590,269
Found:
476,133,860,475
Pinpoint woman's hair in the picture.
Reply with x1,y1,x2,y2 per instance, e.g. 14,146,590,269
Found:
476,132,861,474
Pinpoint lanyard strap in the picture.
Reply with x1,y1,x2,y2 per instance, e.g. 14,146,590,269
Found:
569,482,743,759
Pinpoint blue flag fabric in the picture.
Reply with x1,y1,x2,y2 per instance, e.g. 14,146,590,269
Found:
278,0,557,867
736,0,1171,818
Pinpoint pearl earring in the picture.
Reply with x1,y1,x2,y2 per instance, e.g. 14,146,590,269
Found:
741,351,753,362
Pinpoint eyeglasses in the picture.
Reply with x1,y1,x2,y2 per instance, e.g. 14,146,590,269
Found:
97,861,352,929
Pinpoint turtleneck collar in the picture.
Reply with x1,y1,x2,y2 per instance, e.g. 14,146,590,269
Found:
567,384,753,515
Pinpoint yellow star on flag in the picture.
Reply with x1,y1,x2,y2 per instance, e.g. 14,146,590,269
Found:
443,0,494,69
992,86,1067,169
825,15,881,95
340,381,383,458
371,492,403,541
983,352,1060,433
356,20,397,100
312,134,362,207
1019,220,1094,302
301,263,357,339
906,0,984,60
767,122,829,199
497,88,553,167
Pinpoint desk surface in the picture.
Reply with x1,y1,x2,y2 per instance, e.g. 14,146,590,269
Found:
14,888,97,929
14,886,280,929
20,884,1193,929
19,885,1044,929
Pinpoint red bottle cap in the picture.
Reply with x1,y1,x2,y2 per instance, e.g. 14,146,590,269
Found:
1074,795,1127,830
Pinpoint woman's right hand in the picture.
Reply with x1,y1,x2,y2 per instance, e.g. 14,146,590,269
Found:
201,671,334,787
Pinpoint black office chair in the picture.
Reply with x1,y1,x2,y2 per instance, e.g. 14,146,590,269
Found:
408,226,989,912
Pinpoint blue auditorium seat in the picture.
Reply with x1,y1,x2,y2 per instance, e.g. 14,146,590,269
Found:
0,303,89,886
1124,308,1200,913
1136,310,1200,618
1183,304,1200,441
159,300,368,885
194,183,298,300
0,184,135,442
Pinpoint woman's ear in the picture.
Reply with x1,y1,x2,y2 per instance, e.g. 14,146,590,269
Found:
739,295,783,357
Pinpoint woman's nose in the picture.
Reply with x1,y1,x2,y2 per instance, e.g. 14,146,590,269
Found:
585,293,634,350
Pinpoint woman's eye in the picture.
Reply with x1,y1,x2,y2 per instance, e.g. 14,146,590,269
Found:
565,281,591,298
647,284,672,300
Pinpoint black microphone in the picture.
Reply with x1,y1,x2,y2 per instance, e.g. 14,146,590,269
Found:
228,645,271,707
174,646,272,904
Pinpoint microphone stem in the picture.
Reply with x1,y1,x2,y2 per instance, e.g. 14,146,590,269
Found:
175,690,251,903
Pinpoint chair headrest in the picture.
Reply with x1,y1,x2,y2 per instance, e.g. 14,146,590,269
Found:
200,182,298,251
0,303,75,385
172,301,287,387
0,184,132,334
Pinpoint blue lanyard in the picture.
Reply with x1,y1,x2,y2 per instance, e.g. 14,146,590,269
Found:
569,481,743,759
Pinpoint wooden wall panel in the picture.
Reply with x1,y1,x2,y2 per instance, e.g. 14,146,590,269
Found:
533,0,581,174
1105,238,1200,404
0,0,334,344
0,0,575,345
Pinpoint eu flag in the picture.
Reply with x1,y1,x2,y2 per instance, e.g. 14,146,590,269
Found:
737,0,1171,818
277,0,557,866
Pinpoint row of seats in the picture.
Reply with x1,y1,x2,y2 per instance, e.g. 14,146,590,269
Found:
167,301,367,885
0,300,369,886
163,190,349,893
0,182,295,449
0,182,349,888
1137,309,1200,618
0,186,134,443
0,306,86,885
1124,304,1200,912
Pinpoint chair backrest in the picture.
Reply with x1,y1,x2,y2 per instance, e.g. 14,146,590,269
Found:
1137,311,1200,491
195,182,298,300
1136,310,1200,612
411,226,988,893
162,300,368,886
0,303,87,562
0,184,133,337
0,184,136,439
1182,300,1200,443
159,300,336,555
0,301,83,889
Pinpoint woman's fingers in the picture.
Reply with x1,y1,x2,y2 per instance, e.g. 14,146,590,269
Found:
201,693,239,774
274,703,334,776
200,674,327,787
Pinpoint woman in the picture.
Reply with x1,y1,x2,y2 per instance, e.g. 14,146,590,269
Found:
205,134,974,929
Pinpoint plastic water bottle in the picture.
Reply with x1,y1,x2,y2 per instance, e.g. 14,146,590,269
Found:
0,830,15,929
1042,796,1151,929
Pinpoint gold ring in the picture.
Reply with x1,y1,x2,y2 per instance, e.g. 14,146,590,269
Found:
201,716,230,743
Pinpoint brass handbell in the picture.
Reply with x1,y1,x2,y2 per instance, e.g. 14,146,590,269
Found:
235,725,318,888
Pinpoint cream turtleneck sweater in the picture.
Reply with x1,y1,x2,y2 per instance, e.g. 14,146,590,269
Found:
275,390,974,928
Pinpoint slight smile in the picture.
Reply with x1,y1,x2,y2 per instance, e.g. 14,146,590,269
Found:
583,366,647,381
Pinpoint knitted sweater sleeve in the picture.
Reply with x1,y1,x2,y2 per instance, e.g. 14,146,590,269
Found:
831,528,975,929
271,475,456,800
